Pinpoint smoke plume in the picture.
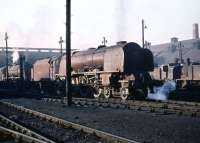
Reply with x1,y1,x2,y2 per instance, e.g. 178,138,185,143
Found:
115,0,128,41
147,80,176,101
11,48,19,64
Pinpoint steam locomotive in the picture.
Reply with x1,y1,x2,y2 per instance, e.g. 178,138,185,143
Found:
31,41,154,99
1,41,199,100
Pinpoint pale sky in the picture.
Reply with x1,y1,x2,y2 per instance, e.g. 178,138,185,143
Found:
0,0,199,49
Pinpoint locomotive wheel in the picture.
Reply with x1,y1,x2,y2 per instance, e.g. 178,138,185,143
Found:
94,88,102,98
56,89,61,95
104,87,111,99
79,85,94,98
142,87,148,98
120,87,129,100
134,88,148,100
40,90,44,95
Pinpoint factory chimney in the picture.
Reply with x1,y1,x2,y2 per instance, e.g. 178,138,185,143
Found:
193,23,199,39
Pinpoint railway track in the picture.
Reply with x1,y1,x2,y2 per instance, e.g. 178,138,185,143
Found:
0,126,50,143
43,97,200,117
0,114,55,143
0,101,138,143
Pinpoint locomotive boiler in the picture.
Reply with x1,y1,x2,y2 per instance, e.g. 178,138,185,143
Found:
32,41,154,99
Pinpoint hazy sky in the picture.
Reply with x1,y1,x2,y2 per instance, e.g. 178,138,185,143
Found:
0,0,199,49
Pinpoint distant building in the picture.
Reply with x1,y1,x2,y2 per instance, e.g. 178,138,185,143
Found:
193,23,199,39
151,38,200,66
151,23,200,66
0,47,60,67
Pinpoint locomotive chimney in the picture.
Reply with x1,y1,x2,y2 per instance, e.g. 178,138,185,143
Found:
193,23,199,39
116,41,127,45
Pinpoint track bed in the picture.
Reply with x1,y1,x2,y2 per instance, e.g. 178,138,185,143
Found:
1,98,200,143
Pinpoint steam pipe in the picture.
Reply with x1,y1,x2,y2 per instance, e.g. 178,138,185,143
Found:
59,36,64,55
19,55,25,91
5,32,9,81
20,55,25,81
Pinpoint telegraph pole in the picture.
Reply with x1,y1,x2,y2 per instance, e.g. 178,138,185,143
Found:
142,19,147,48
102,37,107,46
59,36,64,55
142,19,145,48
66,0,72,106
5,32,9,81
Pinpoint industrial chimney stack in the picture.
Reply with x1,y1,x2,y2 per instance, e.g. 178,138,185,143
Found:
193,23,199,39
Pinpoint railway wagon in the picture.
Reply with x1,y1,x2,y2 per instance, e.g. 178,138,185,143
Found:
0,66,20,80
0,64,31,81
150,62,200,88
0,54,31,81
0,66,6,81
32,41,154,99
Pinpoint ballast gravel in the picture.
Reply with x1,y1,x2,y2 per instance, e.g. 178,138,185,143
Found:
1,98,200,143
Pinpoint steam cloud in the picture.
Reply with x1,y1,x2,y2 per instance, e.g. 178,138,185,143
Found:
4,4,62,48
147,80,176,101
115,0,128,41
12,48,19,64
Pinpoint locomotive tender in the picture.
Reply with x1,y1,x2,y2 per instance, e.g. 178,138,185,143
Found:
32,41,154,99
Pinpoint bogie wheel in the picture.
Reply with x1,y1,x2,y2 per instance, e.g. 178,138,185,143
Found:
120,87,129,100
104,87,111,99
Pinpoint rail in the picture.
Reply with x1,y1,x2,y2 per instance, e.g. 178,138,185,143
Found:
0,114,55,143
0,126,48,143
43,97,200,117
1,101,138,143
